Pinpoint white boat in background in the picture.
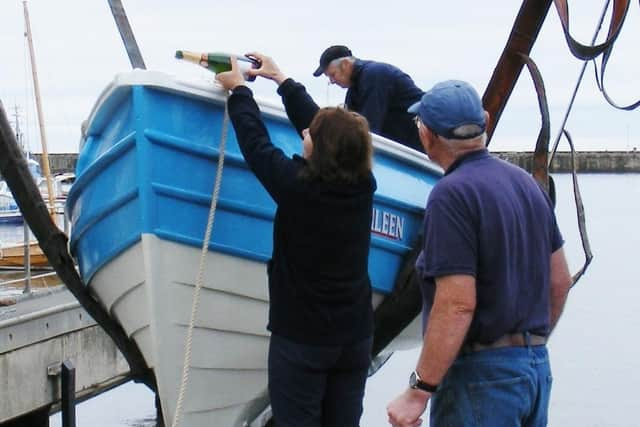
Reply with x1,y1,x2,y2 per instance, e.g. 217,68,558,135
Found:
0,158,62,222
0,181,22,224
66,70,442,427
38,172,75,210
55,172,75,198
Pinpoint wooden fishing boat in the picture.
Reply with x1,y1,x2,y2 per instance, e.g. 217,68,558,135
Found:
66,70,441,427
0,240,47,268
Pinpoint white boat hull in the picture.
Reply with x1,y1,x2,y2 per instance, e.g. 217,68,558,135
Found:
90,233,422,427
91,234,271,426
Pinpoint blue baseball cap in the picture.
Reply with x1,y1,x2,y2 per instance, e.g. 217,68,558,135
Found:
408,80,486,139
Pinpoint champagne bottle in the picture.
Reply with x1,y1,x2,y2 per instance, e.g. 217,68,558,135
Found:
175,50,258,81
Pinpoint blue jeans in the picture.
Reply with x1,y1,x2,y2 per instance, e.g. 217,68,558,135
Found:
431,345,552,427
268,333,372,427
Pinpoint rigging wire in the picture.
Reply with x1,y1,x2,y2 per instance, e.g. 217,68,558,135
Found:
549,0,611,164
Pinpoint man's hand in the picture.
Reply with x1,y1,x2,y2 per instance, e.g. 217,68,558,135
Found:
215,56,245,91
387,388,430,427
245,52,288,85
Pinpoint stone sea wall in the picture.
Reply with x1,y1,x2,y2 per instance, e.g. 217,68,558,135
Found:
494,150,640,173
31,151,640,175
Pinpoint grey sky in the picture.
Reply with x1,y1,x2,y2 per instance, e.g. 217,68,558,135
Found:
1,0,638,153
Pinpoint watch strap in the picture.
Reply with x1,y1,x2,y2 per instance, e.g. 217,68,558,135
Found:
410,371,438,393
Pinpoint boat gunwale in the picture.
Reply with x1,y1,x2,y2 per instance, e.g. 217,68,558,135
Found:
82,69,443,177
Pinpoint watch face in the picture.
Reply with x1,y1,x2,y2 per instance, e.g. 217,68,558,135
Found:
409,371,417,388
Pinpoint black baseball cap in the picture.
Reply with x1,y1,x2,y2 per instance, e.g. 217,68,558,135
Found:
313,45,353,77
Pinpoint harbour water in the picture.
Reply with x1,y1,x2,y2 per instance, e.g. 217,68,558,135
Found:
3,173,638,426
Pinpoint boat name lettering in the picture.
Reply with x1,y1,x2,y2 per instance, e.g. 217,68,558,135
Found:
371,208,404,241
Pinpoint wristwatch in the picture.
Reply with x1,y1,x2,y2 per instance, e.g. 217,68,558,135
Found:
409,371,438,393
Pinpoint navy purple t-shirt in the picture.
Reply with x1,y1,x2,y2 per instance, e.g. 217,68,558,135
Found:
415,149,563,344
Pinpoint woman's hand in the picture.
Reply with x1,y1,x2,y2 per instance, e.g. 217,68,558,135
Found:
245,52,288,85
215,56,245,91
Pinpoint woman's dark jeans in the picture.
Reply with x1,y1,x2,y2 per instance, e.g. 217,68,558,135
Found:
268,333,372,427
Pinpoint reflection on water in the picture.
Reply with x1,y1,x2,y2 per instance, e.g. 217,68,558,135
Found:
41,174,640,426
49,382,156,427
125,418,156,427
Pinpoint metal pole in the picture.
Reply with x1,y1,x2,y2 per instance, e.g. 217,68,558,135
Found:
64,212,70,236
23,220,32,294
107,0,147,69
61,360,77,427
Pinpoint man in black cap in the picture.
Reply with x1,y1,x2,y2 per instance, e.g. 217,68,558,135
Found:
313,45,424,152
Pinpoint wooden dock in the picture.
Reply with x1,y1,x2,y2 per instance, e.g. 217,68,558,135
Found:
0,283,272,427
0,286,132,426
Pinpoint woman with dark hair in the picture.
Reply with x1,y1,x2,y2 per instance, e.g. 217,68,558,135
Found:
217,55,375,427
301,107,372,183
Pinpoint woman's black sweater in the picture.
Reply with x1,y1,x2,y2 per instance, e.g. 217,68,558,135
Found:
227,80,375,345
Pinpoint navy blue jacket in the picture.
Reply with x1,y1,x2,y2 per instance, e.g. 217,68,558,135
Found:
346,60,424,152
227,83,376,345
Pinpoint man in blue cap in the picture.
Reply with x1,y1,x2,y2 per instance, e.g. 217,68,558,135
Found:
386,80,573,427
313,45,424,151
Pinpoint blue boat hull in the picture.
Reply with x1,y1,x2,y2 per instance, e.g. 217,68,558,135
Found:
67,71,441,295
66,70,441,426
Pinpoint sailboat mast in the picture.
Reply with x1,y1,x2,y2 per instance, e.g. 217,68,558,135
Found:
22,0,55,214
12,106,24,152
